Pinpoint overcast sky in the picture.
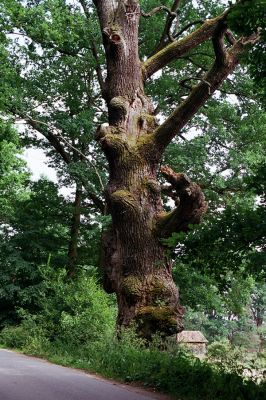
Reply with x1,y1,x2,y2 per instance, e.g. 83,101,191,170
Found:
23,148,57,182
22,148,74,197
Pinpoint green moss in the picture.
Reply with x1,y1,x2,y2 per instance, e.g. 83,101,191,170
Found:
142,178,160,194
137,306,177,326
137,306,174,322
136,305,177,337
121,276,142,302
136,134,154,147
111,189,132,201
138,113,156,130
151,277,169,296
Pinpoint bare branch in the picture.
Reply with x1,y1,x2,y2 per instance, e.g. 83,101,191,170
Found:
164,0,182,41
180,56,208,71
225,29,236,45
24,116,105,192
10,108,105,212
142,3,180,45
21,114,72,165
179,77,212,91
151,0,182,53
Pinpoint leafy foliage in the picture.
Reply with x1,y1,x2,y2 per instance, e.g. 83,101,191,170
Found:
228,0,266,104
0,121,29,222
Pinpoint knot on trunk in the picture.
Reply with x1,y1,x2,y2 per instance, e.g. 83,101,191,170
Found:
109,96,129,126
103,27,123,45
95,126,129,158
110,189,139,216
95,123,111,141
120,275,143,303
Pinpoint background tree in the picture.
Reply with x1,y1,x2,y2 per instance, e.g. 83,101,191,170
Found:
0,123,101,326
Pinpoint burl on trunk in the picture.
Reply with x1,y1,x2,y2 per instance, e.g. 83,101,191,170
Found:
92,0,257,338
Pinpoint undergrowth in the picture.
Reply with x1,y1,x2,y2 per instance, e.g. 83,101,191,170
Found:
0,267,265,400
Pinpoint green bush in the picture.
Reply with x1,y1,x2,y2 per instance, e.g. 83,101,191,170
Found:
58,275,116,344
0,325,29,349
0,315,50,354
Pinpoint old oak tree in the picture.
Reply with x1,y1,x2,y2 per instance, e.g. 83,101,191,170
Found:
1,0,261,339
89,0,259,338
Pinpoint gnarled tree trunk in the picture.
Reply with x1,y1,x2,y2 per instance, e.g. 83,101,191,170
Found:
92,0,258,338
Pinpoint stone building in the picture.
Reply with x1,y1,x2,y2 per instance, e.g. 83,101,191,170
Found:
176,330,208,356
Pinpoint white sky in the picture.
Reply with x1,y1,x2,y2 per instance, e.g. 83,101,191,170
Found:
23,148,57,182
23,148,74,197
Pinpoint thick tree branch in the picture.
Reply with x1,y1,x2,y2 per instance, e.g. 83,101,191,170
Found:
212,20,228,65
142,13,226,80
151,33,259,151
225,29,236,45
156,166,207,238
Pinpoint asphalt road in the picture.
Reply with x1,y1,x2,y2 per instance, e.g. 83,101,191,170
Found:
0,349,170,400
